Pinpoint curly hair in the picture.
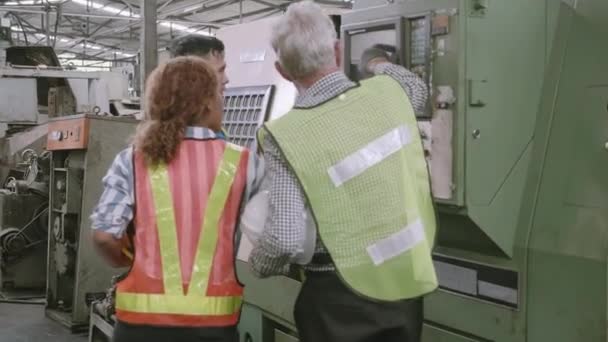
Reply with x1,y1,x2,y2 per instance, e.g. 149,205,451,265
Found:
134,56,219,165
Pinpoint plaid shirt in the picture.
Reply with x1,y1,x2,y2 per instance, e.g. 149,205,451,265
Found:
90,126,262,238
249,63,429,277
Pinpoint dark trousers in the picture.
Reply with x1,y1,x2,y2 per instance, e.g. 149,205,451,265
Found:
294,271,423,342
113,321,239,342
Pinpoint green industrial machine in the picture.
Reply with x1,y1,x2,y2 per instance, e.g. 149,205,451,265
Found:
236,0,608,341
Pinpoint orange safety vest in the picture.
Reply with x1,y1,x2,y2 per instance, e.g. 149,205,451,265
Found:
115,139,249,327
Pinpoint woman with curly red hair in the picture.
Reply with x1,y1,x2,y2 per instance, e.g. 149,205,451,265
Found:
91,56,260,342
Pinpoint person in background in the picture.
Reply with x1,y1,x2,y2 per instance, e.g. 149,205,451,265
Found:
170,35,230,139
170,35,229,93
249,2,438,342
91,57,260,342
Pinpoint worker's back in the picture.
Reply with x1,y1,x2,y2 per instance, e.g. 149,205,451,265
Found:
115,138,248,327
263,73,437,301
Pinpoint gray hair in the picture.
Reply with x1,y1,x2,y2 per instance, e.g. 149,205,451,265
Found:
270,1,337,79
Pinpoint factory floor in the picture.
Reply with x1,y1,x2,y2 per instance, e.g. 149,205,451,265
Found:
0,303,87,342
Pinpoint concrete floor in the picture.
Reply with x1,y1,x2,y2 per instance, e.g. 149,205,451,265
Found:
0,303,87,342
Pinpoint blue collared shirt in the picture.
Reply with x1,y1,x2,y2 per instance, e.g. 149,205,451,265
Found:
90,126,263,238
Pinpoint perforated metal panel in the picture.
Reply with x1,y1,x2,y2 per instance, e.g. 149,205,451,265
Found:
222,85,274,148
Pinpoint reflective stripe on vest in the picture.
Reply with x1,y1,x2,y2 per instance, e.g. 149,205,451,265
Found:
115,144,243,315
327,125,413,187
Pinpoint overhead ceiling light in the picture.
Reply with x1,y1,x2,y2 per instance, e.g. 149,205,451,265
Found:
70,0,140,18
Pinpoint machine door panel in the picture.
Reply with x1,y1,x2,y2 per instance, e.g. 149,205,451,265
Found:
563,86,608,208
464,0,548,256
465,0,546,206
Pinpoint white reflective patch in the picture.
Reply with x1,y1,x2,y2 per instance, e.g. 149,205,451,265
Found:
328,125,412,187
478,280,518,305
366,219,425,266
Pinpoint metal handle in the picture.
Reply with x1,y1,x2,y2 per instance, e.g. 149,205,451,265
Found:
472,129,481,139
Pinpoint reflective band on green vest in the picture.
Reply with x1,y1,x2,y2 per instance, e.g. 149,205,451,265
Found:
116,144,243,315
328,125,412,187
366,218,424,266
262,75,438,301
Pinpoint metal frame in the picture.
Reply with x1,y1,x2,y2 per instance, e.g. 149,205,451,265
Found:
88,311,113,342
0,66,101,78
1,0,353,65
342,16,407,80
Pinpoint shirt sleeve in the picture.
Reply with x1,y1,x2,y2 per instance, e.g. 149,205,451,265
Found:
243,143,264,205
371,62,429,116
248,135,305,278
235,145,265,252
89,147,134,239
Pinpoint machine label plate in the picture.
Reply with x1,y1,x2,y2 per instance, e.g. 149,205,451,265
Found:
433,255,519,308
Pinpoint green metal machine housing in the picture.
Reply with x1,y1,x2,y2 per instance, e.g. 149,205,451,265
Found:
236,0,608,341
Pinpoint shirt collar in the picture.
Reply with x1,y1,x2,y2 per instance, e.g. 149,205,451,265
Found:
295,72,357,109
184,126,224,140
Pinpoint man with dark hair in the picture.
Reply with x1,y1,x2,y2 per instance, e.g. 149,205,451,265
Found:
170,35,230,139
170,35,229,92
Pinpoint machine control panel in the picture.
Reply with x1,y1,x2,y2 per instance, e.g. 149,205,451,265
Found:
222,85,274,148
343,14,435,118
47,117,90,151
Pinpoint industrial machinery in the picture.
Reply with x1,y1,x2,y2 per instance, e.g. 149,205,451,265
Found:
46,114,136,331
88,1,608,341
228,1,608,342
0,25,51,297
0,148,50,295
340,0,607,341
0,42,133,305
0,45,64,298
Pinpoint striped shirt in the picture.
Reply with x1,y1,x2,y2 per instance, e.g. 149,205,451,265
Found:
90,126,262,238
249,63,429,277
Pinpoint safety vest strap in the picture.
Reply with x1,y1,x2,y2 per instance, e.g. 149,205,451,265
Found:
116,293,242,315
116,143,244,315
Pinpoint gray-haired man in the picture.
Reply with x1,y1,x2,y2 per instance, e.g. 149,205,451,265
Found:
249,1,438,341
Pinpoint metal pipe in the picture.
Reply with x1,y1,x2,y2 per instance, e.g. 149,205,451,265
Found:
9,13,28,45
158,0,175,12
140,0,157,96
53,5,61,48
0,7,140,21
45,10,50,46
